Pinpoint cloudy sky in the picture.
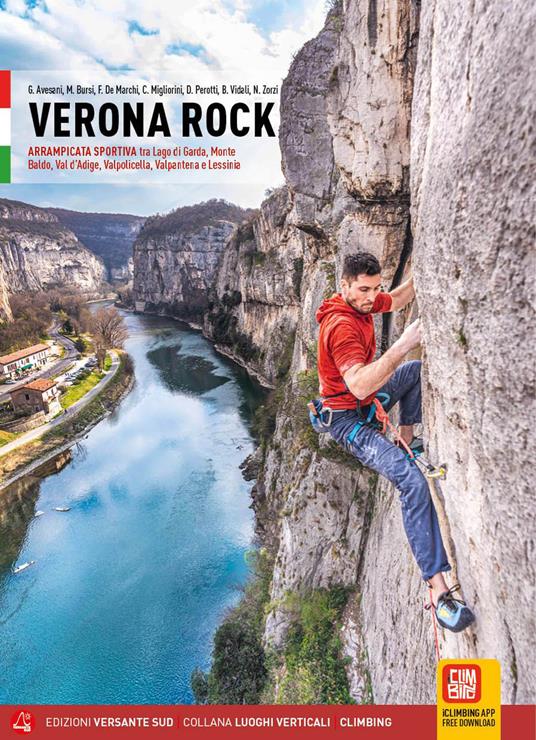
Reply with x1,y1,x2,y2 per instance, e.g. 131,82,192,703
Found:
0,0,327,215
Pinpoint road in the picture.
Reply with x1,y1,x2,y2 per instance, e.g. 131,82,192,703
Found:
0,323,78,404
0,351,120,458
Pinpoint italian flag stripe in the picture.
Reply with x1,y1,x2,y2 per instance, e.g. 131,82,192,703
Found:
0,71,11,183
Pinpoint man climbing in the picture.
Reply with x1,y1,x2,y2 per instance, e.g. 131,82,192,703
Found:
314,252,475,633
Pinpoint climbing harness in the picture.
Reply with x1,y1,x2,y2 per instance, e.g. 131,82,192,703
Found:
308,390,447,478
345,395,447,480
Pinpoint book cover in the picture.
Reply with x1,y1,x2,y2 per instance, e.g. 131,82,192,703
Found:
0,1,533,738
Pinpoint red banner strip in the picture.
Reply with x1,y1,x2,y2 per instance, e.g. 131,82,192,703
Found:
0,704,534,740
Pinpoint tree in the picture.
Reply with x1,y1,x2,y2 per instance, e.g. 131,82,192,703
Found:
190,668,208,704
62,318,74,334
91,307,127,368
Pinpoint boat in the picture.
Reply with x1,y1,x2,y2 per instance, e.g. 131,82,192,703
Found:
54,506,71,512
13,560,36,574
34,510,44,517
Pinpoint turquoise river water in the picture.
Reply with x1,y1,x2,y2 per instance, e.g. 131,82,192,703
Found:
0,312,265,704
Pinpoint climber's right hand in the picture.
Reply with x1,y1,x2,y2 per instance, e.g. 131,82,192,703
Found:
399,318,422,352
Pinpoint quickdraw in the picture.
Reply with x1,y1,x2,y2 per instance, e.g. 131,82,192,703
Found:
346,394,447,480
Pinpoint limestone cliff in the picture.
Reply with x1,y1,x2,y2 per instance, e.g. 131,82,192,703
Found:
203,187,302,385
133,0,534,705
410,0,535,703
257,0,533,704
132,200,253,322
0,198,106,299
0,259,12,322
51,208,145,281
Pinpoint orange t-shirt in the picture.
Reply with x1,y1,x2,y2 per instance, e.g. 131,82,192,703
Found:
316,292,393,409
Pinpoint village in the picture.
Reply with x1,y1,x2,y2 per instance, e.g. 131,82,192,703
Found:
0,305,124,454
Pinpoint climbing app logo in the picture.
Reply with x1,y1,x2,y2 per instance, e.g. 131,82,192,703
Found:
442,664,482,703
437,659,501,739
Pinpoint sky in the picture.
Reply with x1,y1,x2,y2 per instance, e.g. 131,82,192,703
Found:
0,0,327,215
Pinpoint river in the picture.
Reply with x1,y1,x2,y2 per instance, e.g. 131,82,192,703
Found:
0,312,265,704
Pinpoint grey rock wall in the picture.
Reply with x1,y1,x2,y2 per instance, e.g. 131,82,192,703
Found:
0,199,106,296
130,0,535,705
212,0,534,705
411,0,536,703
132,200,252,322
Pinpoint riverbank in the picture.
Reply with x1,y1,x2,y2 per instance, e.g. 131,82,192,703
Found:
0,312,261,703
131,307,274,390
0,352,134,489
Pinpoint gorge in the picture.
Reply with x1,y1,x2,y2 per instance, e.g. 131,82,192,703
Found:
0,0,532,707
131,0,534,704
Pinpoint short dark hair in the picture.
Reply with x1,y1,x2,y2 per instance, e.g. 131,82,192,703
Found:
342,252,381,282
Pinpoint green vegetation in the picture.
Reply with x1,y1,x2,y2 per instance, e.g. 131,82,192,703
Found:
251,327,296,448
191,549,273,704
60,370,104,409
0,430,17,447
274,586,354,704
275,367,363,469
103,354,112,371
322,261,337,297
221,290,242,309
252,383,285,451
74,336,86,353
456,328,468,348
276,329,296,381
245,251,267,268
139,199,251,240
46,355,130,440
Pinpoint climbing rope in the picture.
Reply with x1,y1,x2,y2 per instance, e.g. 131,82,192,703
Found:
372,398,415,458
372,398,447,479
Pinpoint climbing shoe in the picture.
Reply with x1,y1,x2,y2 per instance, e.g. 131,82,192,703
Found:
428,584,476,633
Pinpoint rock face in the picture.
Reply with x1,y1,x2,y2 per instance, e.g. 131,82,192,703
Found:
0,198,106,299
51,208,145,280
131,0,534,705
410,1,535,703
132,200,252,322
203,187,302,385
249,0,430,703
0,260,12,321
204,0,533,705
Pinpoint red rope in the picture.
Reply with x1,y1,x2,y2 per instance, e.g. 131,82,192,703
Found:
372,398,415,458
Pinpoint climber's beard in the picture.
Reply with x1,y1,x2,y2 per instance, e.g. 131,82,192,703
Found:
346,296,373,313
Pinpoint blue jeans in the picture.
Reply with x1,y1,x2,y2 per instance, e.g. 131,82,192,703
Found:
328,360,451,581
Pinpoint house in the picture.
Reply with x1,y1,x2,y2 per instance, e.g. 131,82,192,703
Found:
0,343,51,379
10,378,61,417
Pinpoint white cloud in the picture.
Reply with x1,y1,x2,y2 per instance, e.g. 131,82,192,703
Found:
0,0,327,207
1,0,326,79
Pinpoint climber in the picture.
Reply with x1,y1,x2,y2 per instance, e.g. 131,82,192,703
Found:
313,252,475,633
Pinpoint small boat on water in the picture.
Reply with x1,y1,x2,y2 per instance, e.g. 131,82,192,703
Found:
54,506,71,512
34,510,44,517
13,561,36,574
